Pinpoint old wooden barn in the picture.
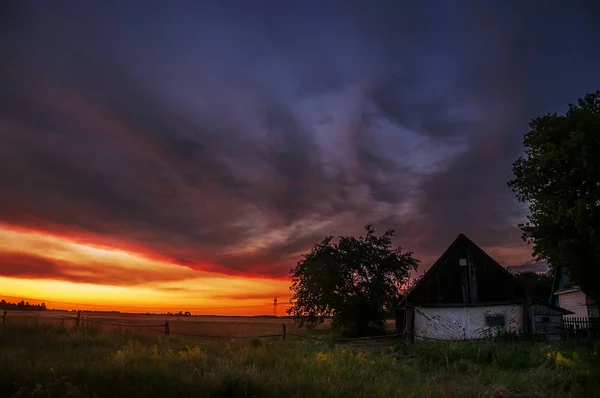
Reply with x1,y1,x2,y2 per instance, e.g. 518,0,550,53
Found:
397,233,572,341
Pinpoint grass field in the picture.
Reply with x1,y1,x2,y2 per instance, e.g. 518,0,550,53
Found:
2,311,335,336
1,316,600,398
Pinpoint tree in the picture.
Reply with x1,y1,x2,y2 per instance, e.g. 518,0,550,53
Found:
0,300,48,311
287,224,419,336
508,90,600,300
510,270,554,301
406,274,423,292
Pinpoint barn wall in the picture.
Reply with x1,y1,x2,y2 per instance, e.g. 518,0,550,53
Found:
532,315,563,342
413,304,523,340
557,291,588,317
529,302,567,342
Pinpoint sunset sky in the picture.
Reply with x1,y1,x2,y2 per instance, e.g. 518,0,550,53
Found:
1,1,600,315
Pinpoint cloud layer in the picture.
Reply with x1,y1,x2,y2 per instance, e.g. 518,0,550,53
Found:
2,0,600,287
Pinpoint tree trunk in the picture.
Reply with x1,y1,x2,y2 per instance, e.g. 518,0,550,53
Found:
356,317,369,337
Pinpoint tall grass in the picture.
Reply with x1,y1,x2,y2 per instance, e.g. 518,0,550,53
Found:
1,323,599,397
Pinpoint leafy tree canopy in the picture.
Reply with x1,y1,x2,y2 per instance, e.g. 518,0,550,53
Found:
509,270,554,301
508,91,600,300
287,225,419,336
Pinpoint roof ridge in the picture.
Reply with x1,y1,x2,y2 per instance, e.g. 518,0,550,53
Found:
403,232,525,303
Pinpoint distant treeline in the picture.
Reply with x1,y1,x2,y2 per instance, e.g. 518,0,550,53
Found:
0,300,47,311
150,311,193,317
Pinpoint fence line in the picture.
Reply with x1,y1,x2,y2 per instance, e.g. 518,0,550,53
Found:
1,310,291,340
3,310,557,344
170,331,282,339
286,333,324,341
147,327,168,334
562,317,600,341
3,310,407,344
67,316,165,328
563,317,600,330
0,312,437,345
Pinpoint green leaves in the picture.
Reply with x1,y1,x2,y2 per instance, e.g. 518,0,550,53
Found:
287,225,419,336
510,270,554,301
508,91,600,300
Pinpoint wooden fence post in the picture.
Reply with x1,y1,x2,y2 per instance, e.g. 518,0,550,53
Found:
282,323,286,342
2,310,6,325
164,319,170,335
76,311,81,328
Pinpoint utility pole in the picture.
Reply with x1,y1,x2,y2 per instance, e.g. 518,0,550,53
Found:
274,297,277,317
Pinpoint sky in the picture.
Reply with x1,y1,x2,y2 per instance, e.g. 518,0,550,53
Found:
1,1,600,315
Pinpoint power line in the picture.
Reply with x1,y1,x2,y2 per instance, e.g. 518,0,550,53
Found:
0,294,286,312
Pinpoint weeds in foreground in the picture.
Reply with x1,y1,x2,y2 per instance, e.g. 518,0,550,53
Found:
1,324,599,397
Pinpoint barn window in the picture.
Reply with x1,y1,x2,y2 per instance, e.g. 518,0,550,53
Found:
542,316,550,323
459,258,467,266
485,314,506,327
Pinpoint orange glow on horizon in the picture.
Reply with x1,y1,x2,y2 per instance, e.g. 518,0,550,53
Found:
0,223,291,316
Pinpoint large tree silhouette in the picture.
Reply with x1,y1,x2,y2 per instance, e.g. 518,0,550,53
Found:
287,225,419,336
508,91,600,300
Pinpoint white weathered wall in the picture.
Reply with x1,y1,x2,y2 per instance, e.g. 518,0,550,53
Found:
557,290,588,317
414,304,523,340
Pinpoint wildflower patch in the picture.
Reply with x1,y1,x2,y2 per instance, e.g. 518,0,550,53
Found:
546,351,573,369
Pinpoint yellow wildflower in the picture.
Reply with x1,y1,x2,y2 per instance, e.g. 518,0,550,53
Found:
113,350,126,365
178,346,206,361
356,352,367,362
555,352,572,368
150,344,160,358
316,352,329,362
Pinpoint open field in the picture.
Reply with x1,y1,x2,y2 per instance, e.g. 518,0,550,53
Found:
2,311,337,337
2,320,600,398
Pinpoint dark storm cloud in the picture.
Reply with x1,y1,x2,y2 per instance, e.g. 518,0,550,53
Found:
1,0,599,280
0,252,193,286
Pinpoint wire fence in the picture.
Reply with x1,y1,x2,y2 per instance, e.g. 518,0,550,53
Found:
1,309,545,345
1,310,294,341
1,310,414,344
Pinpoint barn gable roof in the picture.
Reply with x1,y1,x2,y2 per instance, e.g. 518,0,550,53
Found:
402,233,572,314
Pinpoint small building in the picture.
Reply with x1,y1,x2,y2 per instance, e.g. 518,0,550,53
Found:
551,266,599,318
397,233,572,341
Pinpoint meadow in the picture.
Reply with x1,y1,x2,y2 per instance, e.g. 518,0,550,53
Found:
1,314,600,398
1,311,329,337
